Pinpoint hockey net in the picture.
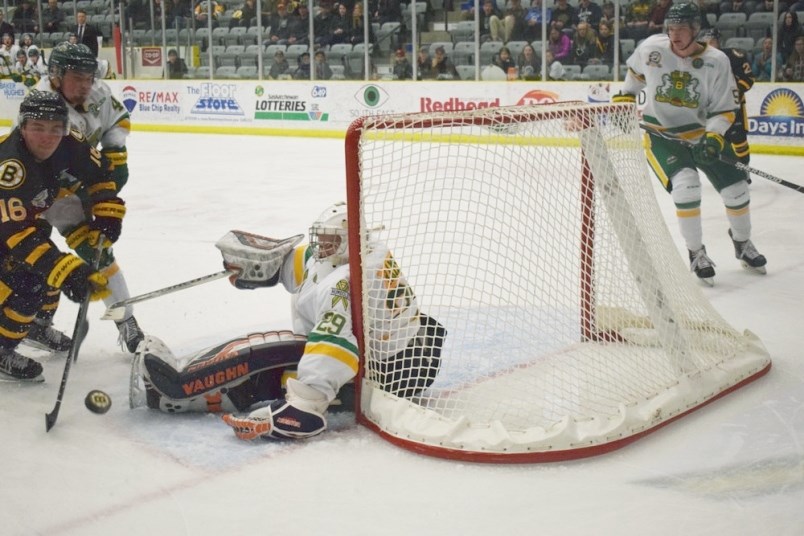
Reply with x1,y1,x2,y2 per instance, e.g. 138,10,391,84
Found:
344,102,771,463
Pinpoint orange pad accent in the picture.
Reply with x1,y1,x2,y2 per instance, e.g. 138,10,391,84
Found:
222,414,272,440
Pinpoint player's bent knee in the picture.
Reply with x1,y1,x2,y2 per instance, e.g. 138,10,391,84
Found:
719,180,750,207
670,168,702,206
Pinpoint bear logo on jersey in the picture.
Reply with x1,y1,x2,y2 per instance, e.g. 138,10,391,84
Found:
0,159,25,189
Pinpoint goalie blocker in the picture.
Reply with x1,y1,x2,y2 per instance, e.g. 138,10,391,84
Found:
130,316,446,414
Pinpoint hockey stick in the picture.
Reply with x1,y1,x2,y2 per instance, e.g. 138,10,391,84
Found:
46,240,105,432
100,270,233,321
639,123,804,194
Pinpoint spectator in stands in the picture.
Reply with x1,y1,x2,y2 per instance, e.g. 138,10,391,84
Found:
166,49,188,78
267,3,294,45
268,48,291,78
349,2,374,46
752,37,783,80
493,45,517,77
0,12,14,44
392,48,412,79
42,0,66,33
782,35,804,81
779,11,802,61
478,0,504,42
524,0,551,41
595,20,620,65
623,0,651,40
756,0,788,13
551,0,576,30
547,25,571,62
166,0,193,30
545,49,566,79
576,0,603,31
329,3,352,44
287,3,311,45
431,45,458,79
314,1,336,47
313,49,333,79
518,43,541,79
194,0,224,29
599,1,617,28
502,0,528,43
73,9,101,56
127,0,154,30
647,0,673,36
371,0,403,28
570,21,599,66
719,0,755,16
417,46,434,79
12,0,38,34
229,0,259,28
293,50,311,79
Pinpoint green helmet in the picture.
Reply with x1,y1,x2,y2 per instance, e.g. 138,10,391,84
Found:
665,2,701,29
18,90,69,127
48,41,98,78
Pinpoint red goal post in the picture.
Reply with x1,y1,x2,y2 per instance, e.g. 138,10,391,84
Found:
344,102,771,463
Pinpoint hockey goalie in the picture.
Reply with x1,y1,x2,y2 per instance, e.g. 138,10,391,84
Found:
130,202,445,440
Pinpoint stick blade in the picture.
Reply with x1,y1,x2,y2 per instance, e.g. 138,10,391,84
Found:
45,408,59,432
101,304,126,321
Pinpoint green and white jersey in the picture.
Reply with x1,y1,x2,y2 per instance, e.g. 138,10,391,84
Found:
624,33,739,141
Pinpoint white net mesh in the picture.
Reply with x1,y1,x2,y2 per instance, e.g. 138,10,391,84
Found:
347,102,770,462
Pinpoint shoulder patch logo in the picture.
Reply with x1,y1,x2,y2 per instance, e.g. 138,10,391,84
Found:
331,279,350,309
647,51,662,68
0,159,25,189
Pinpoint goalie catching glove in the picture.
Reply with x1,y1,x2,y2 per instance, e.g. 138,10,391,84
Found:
215,231,304,290
692,132,725,165
48,253,110,302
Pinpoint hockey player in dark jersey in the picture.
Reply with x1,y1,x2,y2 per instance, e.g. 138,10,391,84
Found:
699,28,755,164
0,90,125,381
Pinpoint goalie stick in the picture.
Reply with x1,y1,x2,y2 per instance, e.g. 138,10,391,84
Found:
101,270,233,321
639,123,804,194
46,240,104,432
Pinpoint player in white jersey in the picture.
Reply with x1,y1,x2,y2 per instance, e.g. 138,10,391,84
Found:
129,203,445,440
612,2,766,285
30,41,145,353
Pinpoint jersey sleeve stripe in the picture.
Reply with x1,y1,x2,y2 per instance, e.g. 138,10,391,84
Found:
303,341,359,372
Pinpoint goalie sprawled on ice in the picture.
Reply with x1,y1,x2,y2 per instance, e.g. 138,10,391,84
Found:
130,203,445,440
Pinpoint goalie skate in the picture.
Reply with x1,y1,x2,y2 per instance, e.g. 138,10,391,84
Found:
729,230,767,275
688,246,716,286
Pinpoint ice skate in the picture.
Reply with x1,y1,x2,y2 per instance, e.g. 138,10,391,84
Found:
0,346,44,382
729,230,767,275
116,316,145,353
23,319,71,353
689,246,716,286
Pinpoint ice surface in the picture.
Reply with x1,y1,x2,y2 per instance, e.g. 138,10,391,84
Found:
1,132,802,535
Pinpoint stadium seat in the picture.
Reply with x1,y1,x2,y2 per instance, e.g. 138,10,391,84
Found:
451,41,475,65
724,37,754,52
215,65,238,78
583,64,611,80
456,64,476,80
480,41,503,65
236,65,258,78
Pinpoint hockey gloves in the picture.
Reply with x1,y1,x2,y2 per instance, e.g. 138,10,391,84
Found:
222,399,327,440
610,93,637,133
692,132,725,165
611,92,636,105
89,197,126,245
51,254,110,302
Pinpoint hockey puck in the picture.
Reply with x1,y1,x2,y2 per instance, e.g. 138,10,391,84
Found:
85,390,112,414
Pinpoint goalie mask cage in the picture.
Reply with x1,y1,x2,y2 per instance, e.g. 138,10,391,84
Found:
344,102,771,463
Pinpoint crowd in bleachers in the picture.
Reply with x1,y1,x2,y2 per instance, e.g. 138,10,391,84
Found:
0,0,802,81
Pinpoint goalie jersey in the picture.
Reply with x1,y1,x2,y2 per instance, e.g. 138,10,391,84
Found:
624,34,740,141
279,242,422,402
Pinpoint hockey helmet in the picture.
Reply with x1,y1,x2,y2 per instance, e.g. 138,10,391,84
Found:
18,90,69,130
310,202,349,265
697,27,720,43
665,2,701,30
48,41,98,79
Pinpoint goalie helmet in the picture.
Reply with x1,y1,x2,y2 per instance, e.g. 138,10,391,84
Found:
18,90,69,130
48,41,98,79
310,202,349,265
665,2,701,30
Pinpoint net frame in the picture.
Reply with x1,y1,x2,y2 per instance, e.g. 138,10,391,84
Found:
344,102,771,463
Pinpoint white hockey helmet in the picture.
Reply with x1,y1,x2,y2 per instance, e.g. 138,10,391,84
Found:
310,202,349,265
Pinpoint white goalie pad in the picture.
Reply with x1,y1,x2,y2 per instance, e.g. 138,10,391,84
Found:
215,231,304,287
